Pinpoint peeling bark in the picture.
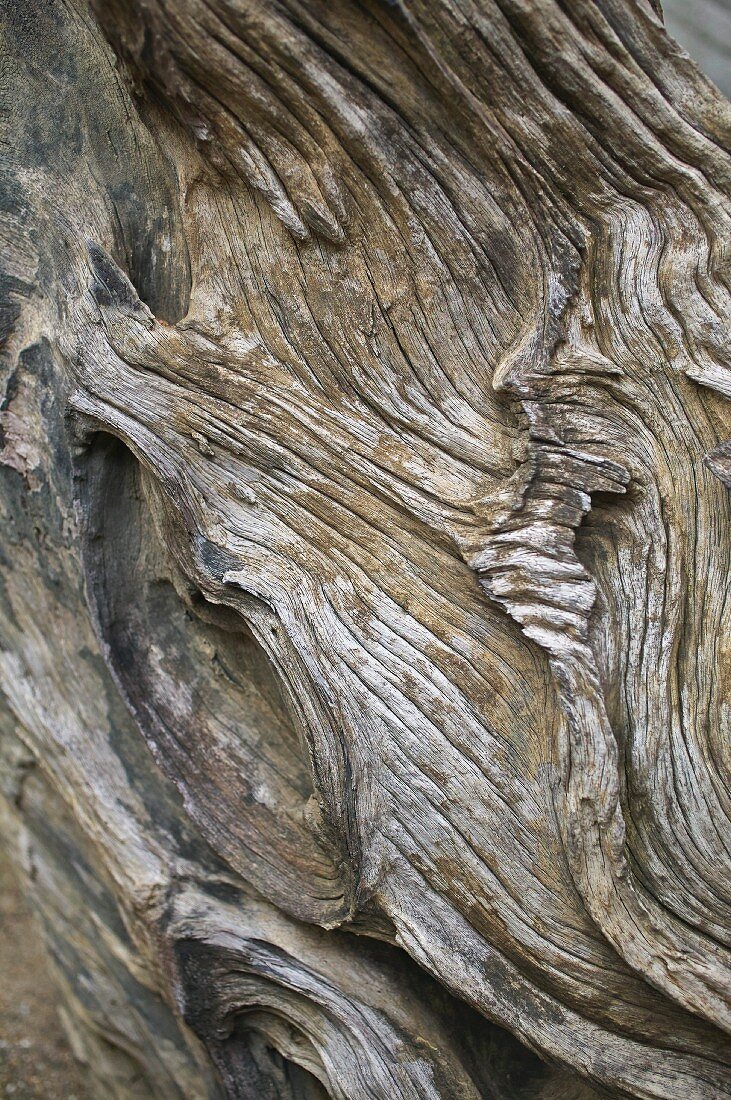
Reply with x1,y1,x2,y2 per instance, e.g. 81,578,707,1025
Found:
1,1,730,1097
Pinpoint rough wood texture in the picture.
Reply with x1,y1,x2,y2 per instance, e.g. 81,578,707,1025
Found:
1,1,730,1097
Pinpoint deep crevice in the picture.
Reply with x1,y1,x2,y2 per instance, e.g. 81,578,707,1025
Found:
76,432,345,920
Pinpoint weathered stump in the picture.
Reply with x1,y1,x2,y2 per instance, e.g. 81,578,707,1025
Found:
1,1,730,1096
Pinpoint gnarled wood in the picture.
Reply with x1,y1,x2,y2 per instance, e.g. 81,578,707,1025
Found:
1,1,730,1097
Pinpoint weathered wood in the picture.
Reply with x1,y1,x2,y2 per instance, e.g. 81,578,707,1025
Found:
1,0,730,1096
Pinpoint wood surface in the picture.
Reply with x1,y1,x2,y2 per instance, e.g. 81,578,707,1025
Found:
1,1,730,1096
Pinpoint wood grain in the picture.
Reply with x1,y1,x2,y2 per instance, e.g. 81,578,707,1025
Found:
1,1,729,1096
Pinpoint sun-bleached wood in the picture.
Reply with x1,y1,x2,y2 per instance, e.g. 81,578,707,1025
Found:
1,1,730,1097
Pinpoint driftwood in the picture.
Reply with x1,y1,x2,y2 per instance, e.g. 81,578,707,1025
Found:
1,1,730,1096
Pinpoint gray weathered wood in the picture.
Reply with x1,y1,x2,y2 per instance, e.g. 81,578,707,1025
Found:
1,0,730,1096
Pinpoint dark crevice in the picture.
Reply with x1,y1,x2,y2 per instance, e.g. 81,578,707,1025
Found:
77,432,345,921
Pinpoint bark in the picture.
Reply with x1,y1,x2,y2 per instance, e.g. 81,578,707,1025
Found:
1,1,730,1097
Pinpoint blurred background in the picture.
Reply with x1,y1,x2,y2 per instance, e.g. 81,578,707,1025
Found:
664,0,730,97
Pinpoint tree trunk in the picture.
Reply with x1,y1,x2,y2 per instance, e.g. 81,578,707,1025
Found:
1,1,730,1097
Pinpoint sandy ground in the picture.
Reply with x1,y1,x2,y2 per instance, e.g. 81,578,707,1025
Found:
0,848,88,1099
